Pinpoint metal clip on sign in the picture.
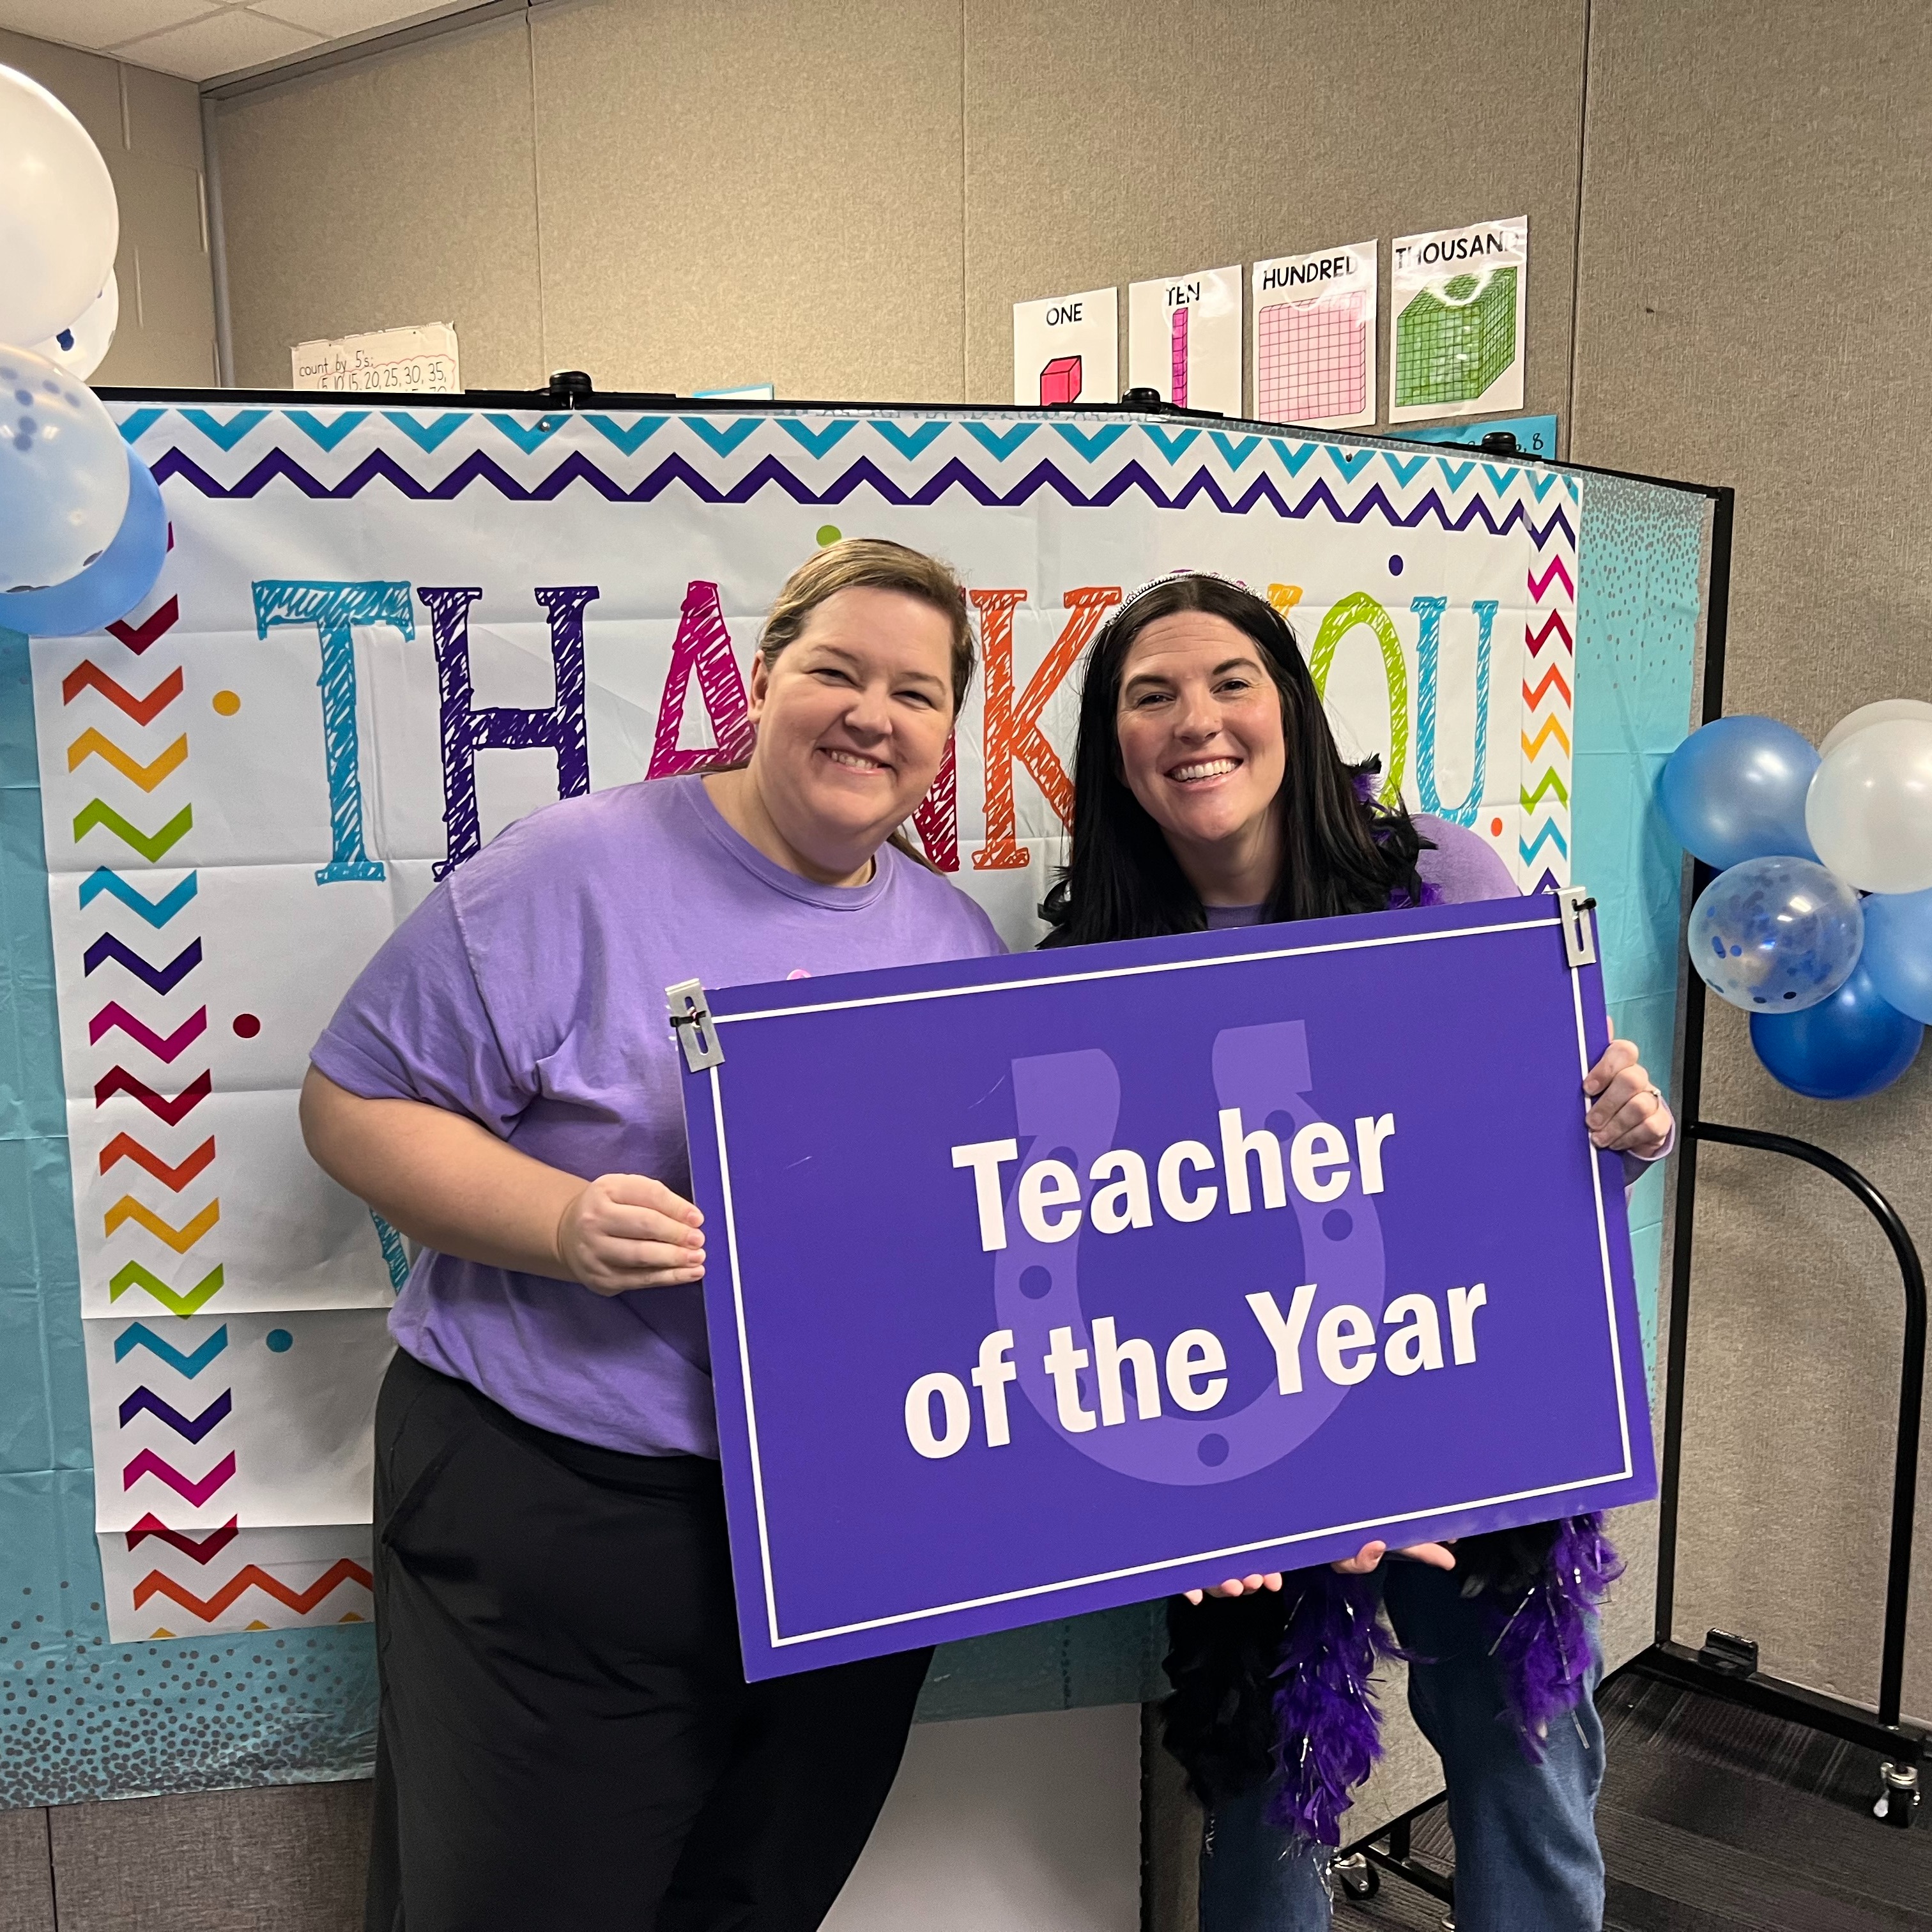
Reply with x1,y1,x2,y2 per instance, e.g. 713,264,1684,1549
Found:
1557,885,1598,969
666,979,724,1071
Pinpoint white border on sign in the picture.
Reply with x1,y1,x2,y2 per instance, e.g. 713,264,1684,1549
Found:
707,910,1636,1652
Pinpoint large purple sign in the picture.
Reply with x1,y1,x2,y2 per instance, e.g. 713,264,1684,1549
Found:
676,893,1655,1680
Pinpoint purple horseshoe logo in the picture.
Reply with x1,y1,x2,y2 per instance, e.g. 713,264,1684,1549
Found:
991,1022,1386,1487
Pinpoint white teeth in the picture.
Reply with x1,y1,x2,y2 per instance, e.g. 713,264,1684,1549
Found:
1171,758,1239,781
825,749,887,772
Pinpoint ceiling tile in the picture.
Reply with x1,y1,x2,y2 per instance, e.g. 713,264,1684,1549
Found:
0,1,217,52
110,5,325,79
263,0,461,36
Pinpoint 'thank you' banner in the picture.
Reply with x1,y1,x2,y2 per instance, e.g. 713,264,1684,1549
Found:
26,402,1577,1643
680,893,1655,1680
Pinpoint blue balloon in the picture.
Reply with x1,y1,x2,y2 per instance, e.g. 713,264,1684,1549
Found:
1750,962,1923,1100
0,443,166,639
1688,855,1862,1013
1660,715,1820,868
1862,887,1932,1025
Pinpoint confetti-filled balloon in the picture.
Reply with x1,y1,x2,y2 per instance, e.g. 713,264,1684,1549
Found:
0,441,164,637
0,341,131,592
0,65,119,348
1688,855,1862,1014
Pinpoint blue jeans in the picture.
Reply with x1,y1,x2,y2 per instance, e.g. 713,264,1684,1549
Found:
1197,1560,1606,1931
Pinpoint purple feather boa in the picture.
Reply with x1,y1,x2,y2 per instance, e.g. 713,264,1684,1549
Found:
1473,1512,1625,1759
1263,1570,1404,1846
1265,1517,1622,1844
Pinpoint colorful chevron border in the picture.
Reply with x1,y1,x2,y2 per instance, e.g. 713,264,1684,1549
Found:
49,535,381,1642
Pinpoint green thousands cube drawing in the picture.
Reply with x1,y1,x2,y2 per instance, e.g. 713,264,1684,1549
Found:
1395,266,1518,408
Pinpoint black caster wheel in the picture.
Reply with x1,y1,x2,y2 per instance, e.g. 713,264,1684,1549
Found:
1332,1851,1379,1900
1874,1760,1920,1828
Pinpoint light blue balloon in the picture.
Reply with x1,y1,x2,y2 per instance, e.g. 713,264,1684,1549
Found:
1862,887,1932,1025
1751,962,1923,1100
1688,855,1862,1013
0,443,165,638
1660,714,1819,868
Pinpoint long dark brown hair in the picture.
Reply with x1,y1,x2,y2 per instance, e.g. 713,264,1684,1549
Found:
1039,574,1430,943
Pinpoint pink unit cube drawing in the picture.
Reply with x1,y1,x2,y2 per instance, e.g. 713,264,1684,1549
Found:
1039,355,1082,406
1170,306,1189,407
1257,289,1368,422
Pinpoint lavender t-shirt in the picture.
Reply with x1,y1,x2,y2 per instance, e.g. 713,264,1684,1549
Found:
1199,814,1669,1180
312,776,1005,1457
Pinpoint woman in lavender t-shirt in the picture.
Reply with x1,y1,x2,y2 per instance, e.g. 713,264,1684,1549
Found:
1040,574,1673,1932
303,541,1003,1932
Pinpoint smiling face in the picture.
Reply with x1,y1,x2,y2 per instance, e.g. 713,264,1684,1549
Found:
1114,610,1289,890
743,584,957,880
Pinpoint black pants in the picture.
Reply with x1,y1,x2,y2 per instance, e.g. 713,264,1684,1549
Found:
366,1349,932,1932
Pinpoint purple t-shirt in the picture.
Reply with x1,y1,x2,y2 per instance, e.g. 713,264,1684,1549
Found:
1199,815,1669,1179
312,775,1006,1457
1200,812,1517,926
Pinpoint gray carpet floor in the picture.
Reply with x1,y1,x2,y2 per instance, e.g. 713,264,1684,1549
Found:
1334,1668,1932,1931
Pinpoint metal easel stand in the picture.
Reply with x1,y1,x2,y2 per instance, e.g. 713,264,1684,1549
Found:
1630,1108,1928,1827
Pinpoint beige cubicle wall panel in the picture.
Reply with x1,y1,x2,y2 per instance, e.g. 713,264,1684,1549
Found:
528,0,965,404
1572,0,1932,1725
960,0,1588,423
0,28,217,389
213,12,544,391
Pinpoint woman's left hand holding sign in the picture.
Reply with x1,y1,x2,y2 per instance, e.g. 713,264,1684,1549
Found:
1583,1032,1673,1157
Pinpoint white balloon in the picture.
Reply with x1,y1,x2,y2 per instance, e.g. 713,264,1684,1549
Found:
1819,696,1932,758
0,66,119,349
0,342,131,592
29,270,118,381
1805,719,1932,896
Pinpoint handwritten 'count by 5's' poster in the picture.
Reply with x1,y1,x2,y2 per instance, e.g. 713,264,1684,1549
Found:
1389,219,1528,424
28,402,1575,1643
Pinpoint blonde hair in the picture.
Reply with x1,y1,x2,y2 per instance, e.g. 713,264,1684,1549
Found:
760,537,976,712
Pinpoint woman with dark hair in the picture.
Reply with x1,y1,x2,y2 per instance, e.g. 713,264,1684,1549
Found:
1043,572,1671,1932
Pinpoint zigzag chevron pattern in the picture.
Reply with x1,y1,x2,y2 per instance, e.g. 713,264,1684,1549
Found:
52,537,250,1640
84,933,201,991
1518,497,1579,891
63,661,185,723
103,1196,220,1252
108,1261,224,1315
105,595,180,654
119,1385,233,1441
114,1322,228,1375
100,1133,216,1189
73,799,193,860
121,1446,236,1504
126,1514,238,1560
89,1002,207,1061
93,1066,211,1122
67,730,188,791
145,443,1579,539
122,401,1576,499
131,1557,372,1621
80,867,197,924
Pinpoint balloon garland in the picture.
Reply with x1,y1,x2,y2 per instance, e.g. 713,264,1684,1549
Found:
0,66,166,637
1662,707,1932,1098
